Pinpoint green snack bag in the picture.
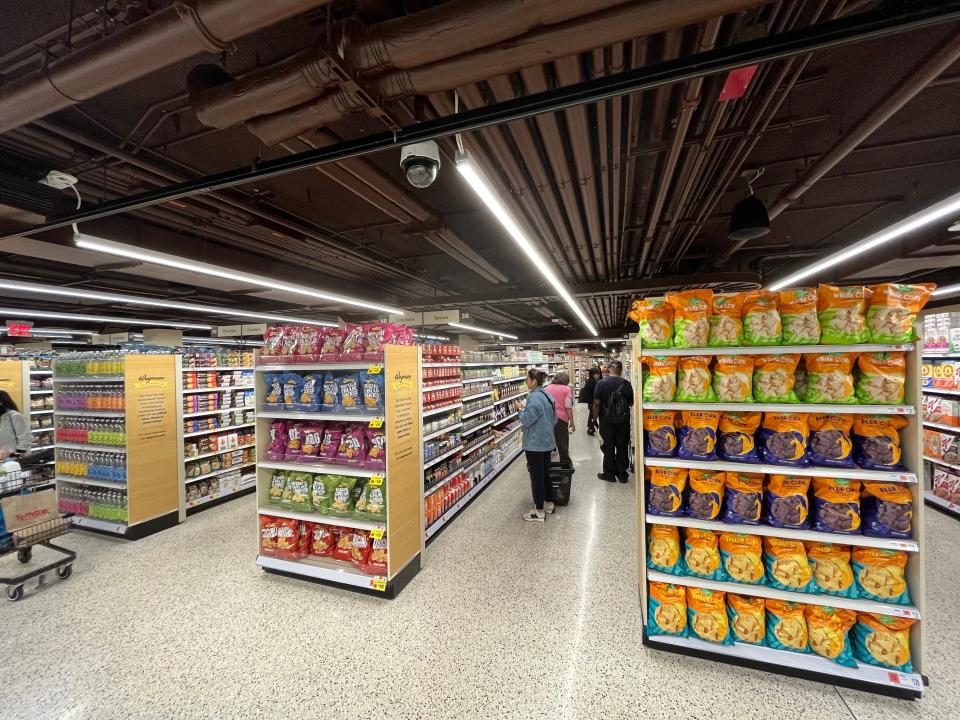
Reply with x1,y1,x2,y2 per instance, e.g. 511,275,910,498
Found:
743,290,782,346
628,298,673,349
675,356,716,402
354,477,387,521
328,475,359,517
268,471,286,505
286,472,312,512
818,284,870,344
311,474,333,514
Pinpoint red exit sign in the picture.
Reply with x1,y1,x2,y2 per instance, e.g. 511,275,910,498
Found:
6,323,32,337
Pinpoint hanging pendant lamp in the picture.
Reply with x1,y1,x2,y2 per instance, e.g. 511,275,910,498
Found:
728,168,770,241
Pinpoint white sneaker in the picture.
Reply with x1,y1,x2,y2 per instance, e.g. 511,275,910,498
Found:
543,501,556,514
522,508,545,522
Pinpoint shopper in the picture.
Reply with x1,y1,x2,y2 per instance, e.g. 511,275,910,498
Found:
592,360,634,483
519,368,557,522
543,371,575,464
0,390,30,461
578,367,601,436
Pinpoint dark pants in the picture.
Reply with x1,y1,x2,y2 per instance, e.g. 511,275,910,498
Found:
525,449,552,509
554,419,570,464
599,420,630,479
582,403,596,433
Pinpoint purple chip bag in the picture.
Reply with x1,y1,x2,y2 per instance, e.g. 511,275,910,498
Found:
364,428,386,469
284,422,305,462
265,420,288,461
337,424,368,465
299,423,326,463
320,425,343,462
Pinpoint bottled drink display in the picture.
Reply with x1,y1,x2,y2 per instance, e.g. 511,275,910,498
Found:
58,485,128,523
55,385,125,411
55,351,124,376
56,418,126,446
56,450,127,483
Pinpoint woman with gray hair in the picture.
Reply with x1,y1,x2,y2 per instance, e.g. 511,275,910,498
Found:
543,370,575,465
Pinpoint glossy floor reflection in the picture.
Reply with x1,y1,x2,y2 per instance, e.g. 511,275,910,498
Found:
1,406,957,719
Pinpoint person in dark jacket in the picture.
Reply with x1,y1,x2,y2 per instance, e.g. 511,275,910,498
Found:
592,361,634,483
578,367,602,436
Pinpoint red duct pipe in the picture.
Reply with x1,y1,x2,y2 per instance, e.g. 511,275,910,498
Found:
0,0,332,135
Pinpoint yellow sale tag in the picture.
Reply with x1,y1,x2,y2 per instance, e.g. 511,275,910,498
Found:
368,418,384,429
369,475,385,487
371,578,387,592
367,365,383,374
370,527,385,539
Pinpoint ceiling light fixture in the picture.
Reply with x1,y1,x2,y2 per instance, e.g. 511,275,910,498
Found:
768,189,960,291
948,219,960,233
455,152,597,336
932,283,960,299
0,307,211,330
728,168,770,242
2,327,94,337
73,234,404,316
0,280,337,327
448,321,519,340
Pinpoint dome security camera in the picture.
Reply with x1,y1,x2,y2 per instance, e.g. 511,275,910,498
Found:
401,141,440,189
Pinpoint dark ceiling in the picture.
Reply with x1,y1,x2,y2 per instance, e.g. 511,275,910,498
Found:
0,0,959,340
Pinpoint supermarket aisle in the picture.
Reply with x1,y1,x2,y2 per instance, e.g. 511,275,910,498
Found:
1,405,958,719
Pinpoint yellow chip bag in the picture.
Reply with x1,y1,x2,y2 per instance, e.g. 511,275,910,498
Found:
765,599,809,653
806,542,856,598
743,289,782,345
641,355,678,402
676,355,716,402
805,605,857,666
713,355,754,402
709,292,744,347
666,289,713,348
779,287,821,344
629,297,673,349
686,470,725,521
819,284,870,344
852,548,911,604
646,581,687,637
727,593,766,645
683,527,723,579
867,283,934,343
753,354,800,402
856,352,906,404
763,536,815,592
853,613,916,671
719,532,765,584
686,587,731,644
646,466,687,517
647,524,682,575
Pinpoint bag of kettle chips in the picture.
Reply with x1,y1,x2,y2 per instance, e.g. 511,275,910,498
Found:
310,523,335,557
297,373,323,410
282,373,302,407
311,474,334,514
265,420,288,461
327,475,359,517
354,477,386,521
285,471,312,512
337,373,362,411
263,373,284,407
321,373,339,411
365,535,389,575
362,371,385,411
268,471,287,505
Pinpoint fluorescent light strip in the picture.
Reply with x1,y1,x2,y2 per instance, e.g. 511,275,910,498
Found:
455,153,597,336
0,280,338,328
0,307,211,330
933,283,960,299
74,234,403,316
768,189,960,291
448,321,519,340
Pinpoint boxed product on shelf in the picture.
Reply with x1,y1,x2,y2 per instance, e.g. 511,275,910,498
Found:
182,350,255,369
184,428,255,458
183,409,255,435
923,429,960,463
932,466,960,504
185,447,255,480
923,312,960,352
423,386,461,410
422,344,462,364
922,394,960,426
261,323,413,363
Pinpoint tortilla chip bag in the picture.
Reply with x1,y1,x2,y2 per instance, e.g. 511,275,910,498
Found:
867,283,934,343
642,356,678,402
647,525,683,575
818,284,870,344
856,352,906,404
743,290,782,346
686,587,732,644
806,542,857,598
853,613,916,672
852,548,911,605
712,355,754,402
805,353,856,404
719,532,765,584
666,289,712,348
629,297,673,349
728,593,766,645
683,527,723,580
647,581,688,637
765,599,809,653
806,605,857,666
709,293,744,347
779,287,821,344
764,536,815,593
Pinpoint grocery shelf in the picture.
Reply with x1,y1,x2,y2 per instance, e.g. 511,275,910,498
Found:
423,422,463,441
463,418,494,435
423,362,463,368
924,455,960,472
29,370,53,375
924,490,960,519
645,634,923,695
421,382,462,392
425,465,464,497
257,362,382,372
422,402,463,418
643,343,914,357
185,461,256,483
31,427,53,434
186,479,256,510
424,445,463,470
182,385,254,395
56,442,126,453
923,420,960,433
462,376,494,384
492,376,524,385
494,390,530,406
462,438,492,456
185,365,255,371
922,352,960,358
644,456,917,483
643,401,915,415
258,460,380,478
31,409,54,415
923,387,960,396
71,516,128,535
185,443,256,462
182,405,255,418
494,411,519,424
461,361,524,367
183,422,255,438
257,410,382,422
495,425,522,443
256,554,384,591
54,410,124,418
29,389,53,395
645,514,919,552
462,405,494,419
54,375,124,383
55,475,126,489
257,507,384,532
463,390,493,401
646,570,920,619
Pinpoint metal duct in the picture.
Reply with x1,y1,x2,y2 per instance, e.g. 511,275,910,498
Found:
0,0,332,135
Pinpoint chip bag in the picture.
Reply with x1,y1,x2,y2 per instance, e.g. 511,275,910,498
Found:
283,422,305,463
686,587,732,644
328,475,359,517
853,614,916,672
331,527,354,563
629,298,673,349
805,605,857,667
818,284,870,344
717,412,761,463
310,523,335,557
365,535,389,575
806,542,857,598
643,410,677,458
295,326,322,358
852,548,911,605
764,536,816,593
268,471,287,505
362,371,385,411
709,293,744,347
337,373,362,411
867,283,934,343
298,373,322,410
719,532,765,584
743,290,782,346
804,353,856,404
282,373,302,408
753,354,800,402
764,474,811,529
861,482,913,539
723,473,763,525
274,517,299,560
363,322,387,360
853,415,907,470
727,593,766,645
779,288,821,344
666,289,712,348
677,410,720,461
647,524,683,575
311,474,334,514
297,521,311,558
320,327,346,359
646,466,687,517
765,599,809,653
365,428,386,469
321,373,338,411
354,477,386,521
263,327,284,357
856,352,906,404
686,470,725,521
349,529,372,567
265,421,287,461
683,528,723,580
760,412,809,467
259,515,278,556
642,356,678,402
794,360,808,401
647,581,688,637
263,373,284,407
712,355,754,402
285,472,312,512
676,356,716,402
812,478,862,534
337,424,367,464
299,423,326,462
319,425,343,461
341,324,367,361
807,414,855,468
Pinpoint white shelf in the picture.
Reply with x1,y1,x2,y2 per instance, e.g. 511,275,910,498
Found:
54,410,124,418
644,457,917,483
461,361,524,367
183,405,255,418
644,401,915,415
258,460,380,478
29,370,53,375
646,570,920,620
425,465,464,496
495,424,522,443
186,479,256,509
494,390,529,406
183,422,255,438
462,438,492,456
463,418,494,435
29,389,53,395
71,516,128,534
923,352,960,358
422,402,462,418
494,411,519,424
923,387,960,396
185,443,256,462
462,404,494,419
645,634,923,693
185,461,256,483
422,382,462,392
493,376,525,385
462,376,493,384
54,376,124,383
56,475,126,489
644,343,914,357
184,365,255,371
424,422,463,441
423,362,462,368
924,455,960,472
463,390,492,401
31,409,54,415
256,554,385,590
922,420,960,433
31,427,53,434
424,445,463,470
924,490,960,515
257,410,381,422
257,362,382,372
56,443,125,453
257,507,384,531
31,445,54,451
645,514,919,552
182,385,254,395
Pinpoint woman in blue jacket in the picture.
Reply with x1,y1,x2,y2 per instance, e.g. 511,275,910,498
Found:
519,368,557,522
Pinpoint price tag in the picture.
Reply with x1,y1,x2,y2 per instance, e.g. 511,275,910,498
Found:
896,607,921,620
367,365,383,374
371,577,387,592
368,418,384,429
887,672,923,690
370,527,385,539
368,475,385,487
889,540,917,551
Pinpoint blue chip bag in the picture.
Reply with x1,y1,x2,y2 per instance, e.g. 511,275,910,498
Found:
677,410,720,461
861,482,913,539
646,467,687,517
263,373,284,409
297,373,322,411
722,473,763,525
336,373,362,412
647,525,683,575
361,372,385,412
812,478,862,535
281,373,302,409
764,475,810,529
647,581,688,637
759,413,810,467
717,412,761,463
807,414,855,468
643,410,677,458
853,613,916,672
320,373,338,412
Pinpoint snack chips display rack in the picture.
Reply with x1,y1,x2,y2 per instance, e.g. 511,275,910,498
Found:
919,314,960,520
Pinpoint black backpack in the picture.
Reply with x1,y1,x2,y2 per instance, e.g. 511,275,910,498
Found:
604,382,630,424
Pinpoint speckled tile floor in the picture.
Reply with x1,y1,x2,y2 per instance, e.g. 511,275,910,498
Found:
1,406,958,719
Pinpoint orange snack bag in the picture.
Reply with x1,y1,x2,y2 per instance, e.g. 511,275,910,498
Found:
713,355,754,402
629,298,673,349
856,352,906,404
727,593,766,645
743,290,781,345
867,283,934,343
804,352,856,404
666,289,713,348
686,587,731,644
753,354,800,402
818,284,870,344
806,605,857,666
765,599,809,653
641,355,678,402
853,613,917,671
709,293,744,346
647,581,688,637
780,288,821,344
719,532,765,584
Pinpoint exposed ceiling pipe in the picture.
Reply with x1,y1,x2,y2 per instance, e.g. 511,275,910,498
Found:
192,0,631,129
716,26,960,265
0,0,332,135
247,0,775,146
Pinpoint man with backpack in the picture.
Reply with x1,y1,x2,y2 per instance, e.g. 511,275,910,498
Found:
591,360,634,483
